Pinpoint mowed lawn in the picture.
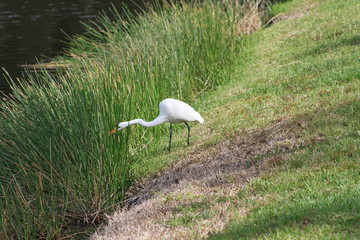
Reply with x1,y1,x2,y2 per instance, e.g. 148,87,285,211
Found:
205,0,360,239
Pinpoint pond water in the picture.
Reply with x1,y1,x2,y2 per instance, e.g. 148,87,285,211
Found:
0,0,147,95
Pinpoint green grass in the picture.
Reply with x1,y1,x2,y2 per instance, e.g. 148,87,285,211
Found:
203,0,360,239
267,0,300,16
210,104,360,239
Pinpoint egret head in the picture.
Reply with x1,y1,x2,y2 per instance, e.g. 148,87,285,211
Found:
117,122,129,130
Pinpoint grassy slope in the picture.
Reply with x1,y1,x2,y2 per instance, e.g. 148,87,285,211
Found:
130,0,359,238
207,0,360,238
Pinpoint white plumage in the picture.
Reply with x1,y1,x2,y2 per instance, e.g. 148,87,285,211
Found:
111,98,204,151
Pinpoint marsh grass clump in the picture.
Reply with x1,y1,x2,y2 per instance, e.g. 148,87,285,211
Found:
0,1,248,238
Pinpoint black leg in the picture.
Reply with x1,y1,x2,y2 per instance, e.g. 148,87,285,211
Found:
169,123,173,151
185,122,190,145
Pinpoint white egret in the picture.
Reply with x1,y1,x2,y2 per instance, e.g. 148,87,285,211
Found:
110,98,204,151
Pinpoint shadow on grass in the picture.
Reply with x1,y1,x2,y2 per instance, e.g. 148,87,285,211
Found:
208,100,360,239
209,188,360,239
302,35,360,57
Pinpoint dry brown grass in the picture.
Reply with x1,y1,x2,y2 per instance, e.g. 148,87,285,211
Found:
92,185,243,240
236,0,263,34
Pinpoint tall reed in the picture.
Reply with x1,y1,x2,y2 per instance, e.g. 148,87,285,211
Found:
1,1,243,238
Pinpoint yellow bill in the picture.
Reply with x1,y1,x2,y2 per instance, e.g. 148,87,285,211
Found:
110,128,117,135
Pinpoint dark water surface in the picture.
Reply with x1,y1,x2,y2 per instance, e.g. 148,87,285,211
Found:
0,0,145,95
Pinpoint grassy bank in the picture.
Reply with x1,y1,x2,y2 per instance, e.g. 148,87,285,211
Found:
0,0,261,238
209,0,360,238
91,0,359,239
